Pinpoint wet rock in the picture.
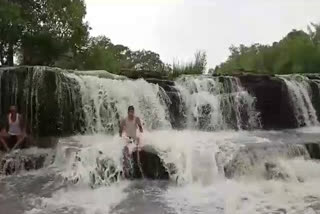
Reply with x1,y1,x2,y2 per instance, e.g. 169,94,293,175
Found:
0,149,54,175
145,78,185,129
89,156,119,188
305,196,319,203
89,145,171,187
264,162,290,181
274,208,287,214
308,202,320,212
304,143,320,159
131,145,169,179
238,75,297,129
224,143,309,179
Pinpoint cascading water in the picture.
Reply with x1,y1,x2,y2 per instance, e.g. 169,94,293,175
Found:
0,67,84,137
280,75,319,127
2,67,320,214
174,75,260,130
11,129,320,214
66,74,172,134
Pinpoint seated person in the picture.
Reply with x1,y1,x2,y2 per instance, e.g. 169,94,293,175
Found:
0,105,27,151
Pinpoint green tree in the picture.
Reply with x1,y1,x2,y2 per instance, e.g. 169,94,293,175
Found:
0,0,24,65
78,36,121,73
216,25,320,75
20,0,89,65
128,50,166,71
0,0,89,66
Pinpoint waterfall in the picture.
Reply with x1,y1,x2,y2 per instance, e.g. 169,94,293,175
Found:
3,66,320,136
66,74,172,134
1,67,262,136
0,67,84,137
174,75,260,130
280,75,318,127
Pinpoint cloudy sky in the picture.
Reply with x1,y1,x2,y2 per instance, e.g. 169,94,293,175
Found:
85,0,320,68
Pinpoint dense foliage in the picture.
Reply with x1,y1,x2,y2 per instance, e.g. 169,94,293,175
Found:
216,24,320,74
2,0,319,76
0,0,89,66
0,0,206,76
65,36,171,74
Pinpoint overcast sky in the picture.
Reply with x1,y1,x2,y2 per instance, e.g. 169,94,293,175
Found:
85,0,320,68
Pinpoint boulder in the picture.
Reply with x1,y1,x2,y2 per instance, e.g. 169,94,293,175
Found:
89,145,170,188
130,145,169,179
0,149,54,175
224,143,309,178
304,143,320,159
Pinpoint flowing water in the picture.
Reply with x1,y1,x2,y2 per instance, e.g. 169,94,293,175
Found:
280,75,319,127
175,76,260,130
1,128,320,214
1,72,320,214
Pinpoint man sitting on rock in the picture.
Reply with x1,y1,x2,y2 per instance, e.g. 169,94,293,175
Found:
0,105,28,151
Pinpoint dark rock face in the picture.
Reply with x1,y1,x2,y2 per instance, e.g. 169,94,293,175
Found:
238,75,297,129
145,78,185,129
309,80,320,121
131,145,169,179
304,143,320,159
90,145,170,187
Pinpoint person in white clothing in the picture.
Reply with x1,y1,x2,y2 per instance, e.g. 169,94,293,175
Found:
0,105,27,151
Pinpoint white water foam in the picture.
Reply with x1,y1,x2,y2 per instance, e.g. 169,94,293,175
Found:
1,71,319,213
163,156,320,214
25,182,129,214
4,129,318,214
175,75,260,130
67,74,171,134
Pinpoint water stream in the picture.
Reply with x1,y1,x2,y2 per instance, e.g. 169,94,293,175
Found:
1,71,320,214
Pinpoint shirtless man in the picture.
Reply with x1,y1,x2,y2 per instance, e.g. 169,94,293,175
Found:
119,106,143,177
119,105,143,147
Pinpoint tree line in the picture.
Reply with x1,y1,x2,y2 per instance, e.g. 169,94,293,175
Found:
216,23,320,74
0,0,207,76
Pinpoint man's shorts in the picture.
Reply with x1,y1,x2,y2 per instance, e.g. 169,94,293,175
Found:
8,135,18,149
8,135,26,150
